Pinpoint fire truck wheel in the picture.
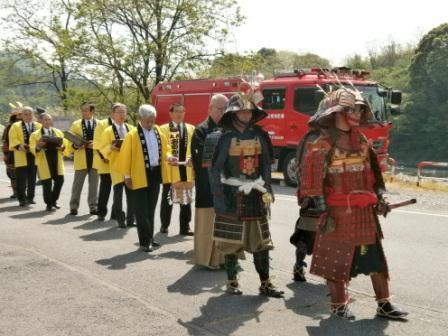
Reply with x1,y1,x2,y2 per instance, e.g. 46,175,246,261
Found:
282,151,298,187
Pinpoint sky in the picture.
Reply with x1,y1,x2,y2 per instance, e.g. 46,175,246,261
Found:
230,0,448,65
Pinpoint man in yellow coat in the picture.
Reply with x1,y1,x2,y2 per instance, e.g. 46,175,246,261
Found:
94,114,113,221
100,103,135,228
30,113,66,211
67,102,100,215
8,106,41,206
159,103,195,236
116,104,171,252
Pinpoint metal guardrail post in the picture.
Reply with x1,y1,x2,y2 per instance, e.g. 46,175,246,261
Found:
416,161,448,186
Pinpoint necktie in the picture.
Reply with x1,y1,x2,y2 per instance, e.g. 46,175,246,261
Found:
118,125,125,138
87,121,92,135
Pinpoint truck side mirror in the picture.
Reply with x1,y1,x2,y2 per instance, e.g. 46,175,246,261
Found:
391,90,402,105
377,87,388,97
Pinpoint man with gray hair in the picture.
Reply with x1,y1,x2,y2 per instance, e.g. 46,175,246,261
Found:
116,104,171,252
191,94,228,268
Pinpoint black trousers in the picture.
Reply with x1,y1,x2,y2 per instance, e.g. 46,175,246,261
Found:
97,173,112,217
15,163,37,203
112,182,135,225
42,176,64,206
133,167,161,247
160,183,192,233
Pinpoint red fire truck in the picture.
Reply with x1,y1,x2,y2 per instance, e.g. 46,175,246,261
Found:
151,67,402,186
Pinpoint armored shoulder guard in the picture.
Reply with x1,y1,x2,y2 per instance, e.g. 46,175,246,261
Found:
202,129,222,168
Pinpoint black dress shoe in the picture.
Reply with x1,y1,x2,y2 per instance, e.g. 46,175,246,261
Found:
97,216,105,222
27,200,36,204
19,202,27,207
117,219,126,228
90,209,98,215
140,244,153,252
53,203,61,209
151,239,160,247
46,205,54,211
70,209,78,215
127,222,136,227
160,227,168,234
10,194,17,199
180,231,194,236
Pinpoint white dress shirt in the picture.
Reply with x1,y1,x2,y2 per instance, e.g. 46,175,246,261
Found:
142,127,159,167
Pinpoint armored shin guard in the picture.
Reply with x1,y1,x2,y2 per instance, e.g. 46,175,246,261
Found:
253,250,270,281
293,241,308,281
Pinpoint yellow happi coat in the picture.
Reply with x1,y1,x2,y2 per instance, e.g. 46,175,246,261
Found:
93,118,113,174
115,125,171,190
8,121,41,167
67,119,101,170
100,123,134,186
159,123,195,184
29,128,67,180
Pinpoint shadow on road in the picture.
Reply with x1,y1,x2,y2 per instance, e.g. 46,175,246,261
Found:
96,249,155,270
0,197,15,204
306,315,391,336
73,219,114,231
178,294,269,335
167,266,224,296
79,226,128,241
1,205,32,213
42,214,91,225
9,210,52,219
157,250,194,261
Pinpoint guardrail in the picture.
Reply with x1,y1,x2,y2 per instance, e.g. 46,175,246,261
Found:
417,161,448,186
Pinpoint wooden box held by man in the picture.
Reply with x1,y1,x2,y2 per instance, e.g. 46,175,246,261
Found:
209,90,284,297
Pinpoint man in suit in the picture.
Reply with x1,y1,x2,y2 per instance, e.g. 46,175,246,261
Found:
67,102,100,215
94,113,113,221
116,104,170,252
191,94,228,268
29,113,66,211
159,103,195,236
100,103,135,228
8,106,41,206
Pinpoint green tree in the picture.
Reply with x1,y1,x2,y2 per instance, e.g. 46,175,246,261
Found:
75,0,243,109
0,0,83,112
394,23,448,162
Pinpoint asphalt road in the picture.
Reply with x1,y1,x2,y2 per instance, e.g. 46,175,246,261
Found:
1,162,447,336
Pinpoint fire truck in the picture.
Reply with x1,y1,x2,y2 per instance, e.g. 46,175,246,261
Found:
151,67,402,186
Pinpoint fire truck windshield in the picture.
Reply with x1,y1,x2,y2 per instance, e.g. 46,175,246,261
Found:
354,85,387,123
292,85,387,123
